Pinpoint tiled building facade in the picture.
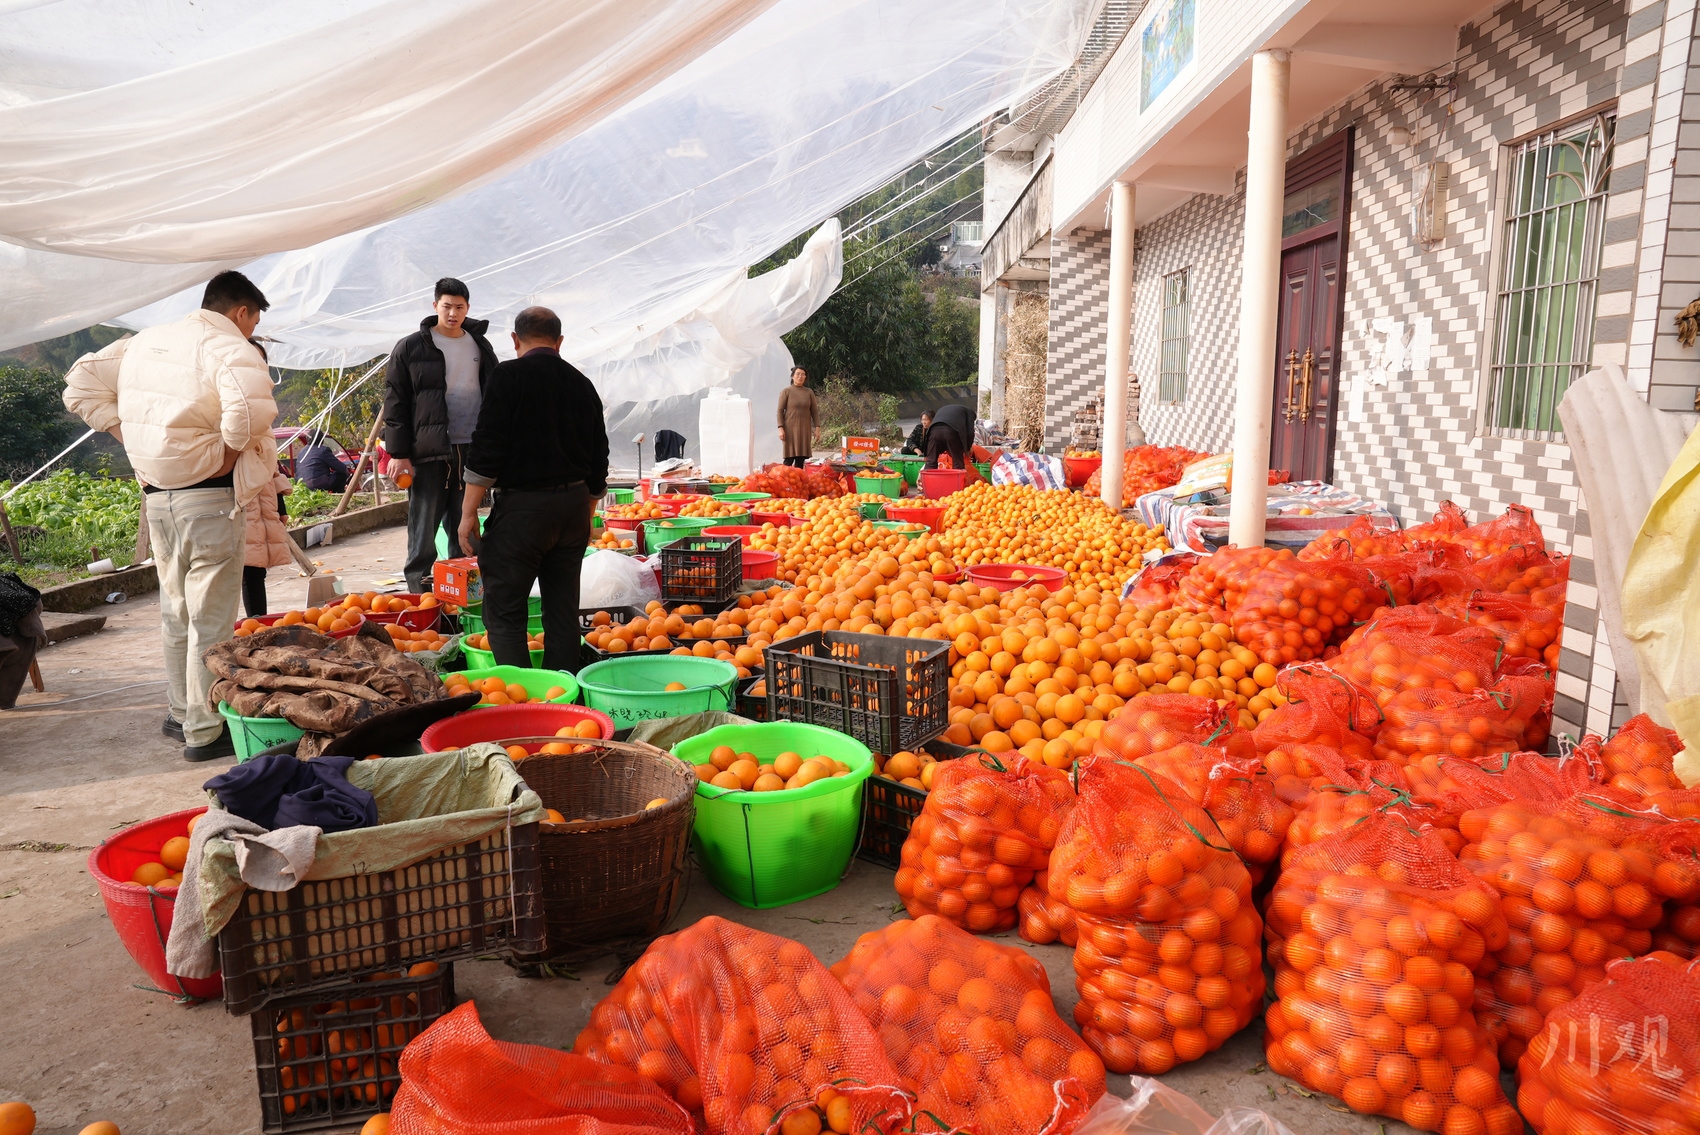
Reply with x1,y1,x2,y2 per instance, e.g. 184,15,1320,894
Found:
1039,0,1700,741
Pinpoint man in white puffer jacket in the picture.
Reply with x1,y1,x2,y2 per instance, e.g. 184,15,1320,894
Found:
63,270,278,760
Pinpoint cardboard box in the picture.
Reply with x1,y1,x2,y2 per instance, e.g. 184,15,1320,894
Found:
433,557,483,606
842,435,880,457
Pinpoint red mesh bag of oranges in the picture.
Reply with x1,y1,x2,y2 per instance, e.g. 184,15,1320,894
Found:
1281,760,1433,860
1093,694,1256,763
1330,606,1502,710
1130,743,1292,884
1371,675,1554,768
1402,750,1599,818
830,914,1106,1135
1438,503,1546,559
1455,790,1700,1067
392,1000,695,1135
895,753,1074,933
1262,815,1519,1134
1516,952,1700,1135
1299,515,1402,560
1123,554,1202,611
1435,591,1564,674
1252,666,1382,761
1048,758,1264,1075
1468,544,1567,599
573,917,908,1135
1174,545,1289,617
1018,870,1079,947
1584,714,1688,801
1230,546,1384,666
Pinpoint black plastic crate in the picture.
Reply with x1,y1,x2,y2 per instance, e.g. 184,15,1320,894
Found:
660,537,742,607
218,823,543,1015
736,674,770,721
251,964,456,1133
579,603,751,664
763,630,949,753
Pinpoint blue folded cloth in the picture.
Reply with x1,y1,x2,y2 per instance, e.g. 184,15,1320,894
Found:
205,752,378,833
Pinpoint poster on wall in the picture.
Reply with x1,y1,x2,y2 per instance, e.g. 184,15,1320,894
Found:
1140,0,1196,110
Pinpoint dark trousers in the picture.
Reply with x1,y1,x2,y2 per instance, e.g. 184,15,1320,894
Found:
924,424,966,470
478,484,592,672
242,565,267,617
783,456,807,468
404,444,468,592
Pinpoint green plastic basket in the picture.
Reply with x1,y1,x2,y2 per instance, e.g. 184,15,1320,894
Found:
858,501,887,520
577,655,738,728
457,608,543,635
461,643,544,669
641,515,723,552
973,462,992,481
871,520,924,539
672,722,873,908
218,702,306,762
713,491,772,503
608,487,637,505
453,665,579,706
854,473,905,499
887,456,924,487
460,597,542,622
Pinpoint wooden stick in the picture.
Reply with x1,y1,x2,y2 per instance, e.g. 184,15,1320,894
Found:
28,659,42,693
0,501,22,565
332,413,384,518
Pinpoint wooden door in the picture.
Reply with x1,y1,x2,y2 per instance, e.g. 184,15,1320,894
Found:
1270,236,1340,481
1268,128,1352,484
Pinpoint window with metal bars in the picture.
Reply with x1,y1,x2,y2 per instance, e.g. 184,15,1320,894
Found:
1486,112,1613,437
1159,268,1189,403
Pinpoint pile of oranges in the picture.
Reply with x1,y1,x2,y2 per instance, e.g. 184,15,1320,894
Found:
935,483,1170,593
870,748,948,792
363,593,439,615
604,501,671,519
747,507,957,585
590,529,637,550
692,744,855,792
125,824,193,890
441,673,570,706
676,497,752,519
238,601,362,636
464,630,544,654
381,624,449,652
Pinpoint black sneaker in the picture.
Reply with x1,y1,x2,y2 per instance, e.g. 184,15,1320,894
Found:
162,716,185,742
183,726,237,763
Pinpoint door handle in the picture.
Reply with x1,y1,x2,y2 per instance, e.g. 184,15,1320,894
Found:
1283,350,1299,423
1299,349,1315,423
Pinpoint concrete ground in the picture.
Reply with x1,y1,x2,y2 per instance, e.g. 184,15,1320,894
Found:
0,522,1423,1135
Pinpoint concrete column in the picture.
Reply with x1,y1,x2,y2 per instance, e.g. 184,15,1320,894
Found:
1227,50,1290,547
977,288,997,414
1101,181,1136,510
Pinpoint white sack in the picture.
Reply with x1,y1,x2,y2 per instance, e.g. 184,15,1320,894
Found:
0,0,776,262
579,551,662,610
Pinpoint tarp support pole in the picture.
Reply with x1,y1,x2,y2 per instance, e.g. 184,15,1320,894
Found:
1101,179,1136,511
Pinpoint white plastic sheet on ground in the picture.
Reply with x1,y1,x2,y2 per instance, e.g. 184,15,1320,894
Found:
0,0,1089,378
0,0,777,262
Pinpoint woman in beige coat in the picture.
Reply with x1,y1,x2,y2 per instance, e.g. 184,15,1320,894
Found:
776,366,818,468
243,472,293,617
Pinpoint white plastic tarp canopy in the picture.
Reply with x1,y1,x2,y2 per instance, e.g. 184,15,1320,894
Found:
0,0,778,261
0,0,1090,374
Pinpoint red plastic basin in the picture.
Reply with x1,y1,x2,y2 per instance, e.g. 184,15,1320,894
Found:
881,503,945,532
363,594,443,631
1064,455,1103,488
89,807,223,1002
420,703,615,752
742,550,780,580
701,525,764,546
919,468,968,498
964,563,1069,593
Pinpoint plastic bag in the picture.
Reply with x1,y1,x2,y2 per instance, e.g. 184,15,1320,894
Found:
1455,791,1700,1066
1263,815,1518,1134
895,753,1074,933
1018,870,1079,946
1371,675,1554,766
1330,606,1503,709
581,550,663,609
1230,547,1384,666
830,914,1105,1135
392,1001,696,1135
1067,1080,1297,1135
1251,666,1381,761
1175,546,1289,617
1516,953,1700,1135
573,917,908,1135
1049,759,1263,1075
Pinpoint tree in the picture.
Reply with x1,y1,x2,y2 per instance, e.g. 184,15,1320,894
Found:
928,290,980,387
783,261,933,393
0,365,82,480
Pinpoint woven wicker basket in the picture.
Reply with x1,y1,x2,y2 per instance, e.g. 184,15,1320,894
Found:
506,738,697,964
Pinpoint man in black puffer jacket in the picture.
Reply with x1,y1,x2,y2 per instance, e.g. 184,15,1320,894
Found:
382,278,499,591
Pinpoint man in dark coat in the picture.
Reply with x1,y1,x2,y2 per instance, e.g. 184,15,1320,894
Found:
459,307,609,673
297,431,350,492
924,403,975,471
381,278,499,592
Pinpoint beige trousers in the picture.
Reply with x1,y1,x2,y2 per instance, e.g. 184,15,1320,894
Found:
146,487,244,746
